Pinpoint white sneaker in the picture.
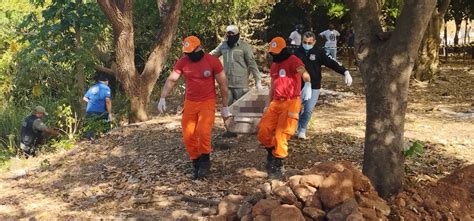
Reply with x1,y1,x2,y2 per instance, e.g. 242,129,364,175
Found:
297,132,307,140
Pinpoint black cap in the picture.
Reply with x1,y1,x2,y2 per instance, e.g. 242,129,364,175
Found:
97,73,109,82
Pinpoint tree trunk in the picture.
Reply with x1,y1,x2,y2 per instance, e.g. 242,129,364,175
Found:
362,55,411,198
346,0,437,198
130,95,148,122
463,18,468,44
75,0,86,113
454,18,462,45
444,19,448,61
97,0,183,123
413,0,450,81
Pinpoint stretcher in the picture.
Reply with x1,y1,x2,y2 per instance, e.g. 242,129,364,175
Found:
224,88,269,134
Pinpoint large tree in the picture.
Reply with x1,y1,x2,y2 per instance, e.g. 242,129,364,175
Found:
345,0,437,198
413,0,450,81
97,0,183,122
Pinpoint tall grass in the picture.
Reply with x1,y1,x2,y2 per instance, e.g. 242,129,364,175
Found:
0,97,79,166
0,93,130,166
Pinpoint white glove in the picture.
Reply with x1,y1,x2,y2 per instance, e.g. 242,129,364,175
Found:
344,71,352,87
256,80,263,91
301,82,312,101
221,106,231,118
157,98,166,113
107,113,113,122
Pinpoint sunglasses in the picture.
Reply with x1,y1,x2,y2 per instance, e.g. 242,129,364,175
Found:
303,41,314,44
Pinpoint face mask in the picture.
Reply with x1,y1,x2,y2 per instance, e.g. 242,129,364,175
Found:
227,34,240,48
186,50,204,62
302,43,313,51
271,48,291,63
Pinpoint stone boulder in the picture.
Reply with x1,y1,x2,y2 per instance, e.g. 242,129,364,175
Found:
302,207,326,221
300,174,325,188
292,184,317,203
319,169,355,210
273,185,299,205
270,204,305,221
217,194,244,217
252,199,280,216
355,192,390,216
326,198,359,221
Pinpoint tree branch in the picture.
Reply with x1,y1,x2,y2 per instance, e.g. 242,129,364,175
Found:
97,0,124,32
157,0,171,21
97,0,137,96
94,65,115,75
140,0,183,83
387,0,437,56
344,0,384,61
438,0,451,17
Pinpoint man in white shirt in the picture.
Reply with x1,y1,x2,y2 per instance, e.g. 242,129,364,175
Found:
319,24,340,60
288,24,303,46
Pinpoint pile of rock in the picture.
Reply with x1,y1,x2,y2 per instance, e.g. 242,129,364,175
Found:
211,161,390,221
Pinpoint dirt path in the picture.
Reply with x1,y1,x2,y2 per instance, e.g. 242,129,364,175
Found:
0,65,472,220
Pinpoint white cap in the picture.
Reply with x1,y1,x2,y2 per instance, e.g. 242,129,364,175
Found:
226,25,239,34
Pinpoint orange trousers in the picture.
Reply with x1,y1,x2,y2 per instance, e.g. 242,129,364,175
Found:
182,99,216,160
257,97,301,158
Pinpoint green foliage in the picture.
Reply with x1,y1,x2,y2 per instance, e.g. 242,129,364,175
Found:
0,0,43,101
404,140,425,158
133,0,162,72
327,2,347,19
52,104,80,140
267,0,348,44
40,159,50,170
81,115,112,138
0,135,17,166
11,0,111,104
380,0,402,29
0,98,80,165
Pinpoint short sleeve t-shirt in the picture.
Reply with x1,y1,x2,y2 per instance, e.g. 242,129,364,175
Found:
270,55,304,99
84,82,111,113
289,31,302,46
320,29,340,48
173,54,224,102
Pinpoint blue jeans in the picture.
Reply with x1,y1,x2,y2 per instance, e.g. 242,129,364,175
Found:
297,89,321,134
325,48,337,60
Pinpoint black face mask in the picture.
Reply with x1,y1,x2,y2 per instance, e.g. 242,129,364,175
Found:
227,34,240,48
271,48,291,63
186,50,205,62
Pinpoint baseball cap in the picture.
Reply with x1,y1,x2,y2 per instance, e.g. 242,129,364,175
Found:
268,37,286,54
34,106,48,115
226,25,239,35
182,36,201,53
97,74,109,82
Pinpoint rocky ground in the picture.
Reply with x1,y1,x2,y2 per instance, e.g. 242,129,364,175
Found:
0,63,472,220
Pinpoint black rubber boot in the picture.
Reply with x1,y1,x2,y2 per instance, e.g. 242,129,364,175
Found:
192,157,200,180
265,147,275,172
197,154,211,178
270,157,285,177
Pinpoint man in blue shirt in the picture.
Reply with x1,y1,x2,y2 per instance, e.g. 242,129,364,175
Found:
83,73,112,138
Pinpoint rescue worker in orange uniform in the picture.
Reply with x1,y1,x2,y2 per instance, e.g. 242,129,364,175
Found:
157,36,230,179
257,37,312,176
